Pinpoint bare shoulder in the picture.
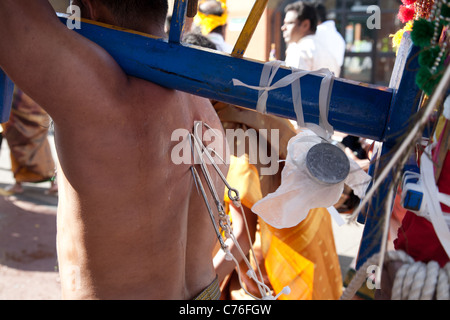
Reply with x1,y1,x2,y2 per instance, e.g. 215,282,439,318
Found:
125,77,221,130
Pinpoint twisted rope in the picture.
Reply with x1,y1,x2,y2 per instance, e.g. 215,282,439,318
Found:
341,250,450,300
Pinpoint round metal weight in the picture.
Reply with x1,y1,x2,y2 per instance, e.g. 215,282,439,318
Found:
306,143,350,185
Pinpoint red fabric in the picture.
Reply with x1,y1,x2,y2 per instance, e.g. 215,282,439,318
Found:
394,211,449,267
398,5,415,23
394,151,450,267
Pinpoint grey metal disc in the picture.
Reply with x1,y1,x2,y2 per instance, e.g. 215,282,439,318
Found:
306,143,350,185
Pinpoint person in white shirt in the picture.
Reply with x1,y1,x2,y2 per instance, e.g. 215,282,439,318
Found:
314,2,346,73
281,1,340,76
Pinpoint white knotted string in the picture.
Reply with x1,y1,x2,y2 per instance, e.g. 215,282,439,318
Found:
232,60,335,139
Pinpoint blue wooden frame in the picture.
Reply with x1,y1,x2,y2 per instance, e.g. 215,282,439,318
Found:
0,70,14,123
62,17,393,140
1,14,398,141
355,35,421,269
0,1,423,272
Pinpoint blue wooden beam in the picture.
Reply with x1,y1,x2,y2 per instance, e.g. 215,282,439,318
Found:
50,15,392,141
0,69,14,123
168,0,187,43
0,15,395,141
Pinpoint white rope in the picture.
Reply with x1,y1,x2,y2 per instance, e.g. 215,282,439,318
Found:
341,250,450,300
436,267,449,300
422,261,440,299
406,262,427,300
391,263,413,300
400,261,423,299
340,253,381,300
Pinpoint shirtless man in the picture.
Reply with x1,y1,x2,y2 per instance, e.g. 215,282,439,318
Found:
0,0,227,299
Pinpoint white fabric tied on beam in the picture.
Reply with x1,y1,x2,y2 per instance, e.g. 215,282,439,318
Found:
232,60,335,139
232,61,371,229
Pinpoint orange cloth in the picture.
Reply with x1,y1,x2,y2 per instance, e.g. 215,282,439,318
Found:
260,208,343,300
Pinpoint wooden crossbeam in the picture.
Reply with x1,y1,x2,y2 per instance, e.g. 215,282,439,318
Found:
56,15,394,142
1,11,400,142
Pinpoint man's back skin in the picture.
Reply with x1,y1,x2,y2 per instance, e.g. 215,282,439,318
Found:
0,1,227,299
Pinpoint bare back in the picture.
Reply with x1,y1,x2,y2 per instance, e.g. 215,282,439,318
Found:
0,1,227,300
56,78,226,299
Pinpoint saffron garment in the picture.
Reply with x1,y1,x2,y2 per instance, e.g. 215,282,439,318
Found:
260,208,342,300
217,102,342,300
1,88,55,183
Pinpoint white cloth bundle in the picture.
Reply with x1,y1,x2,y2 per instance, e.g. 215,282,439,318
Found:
251,127,371,229
232,60,371,229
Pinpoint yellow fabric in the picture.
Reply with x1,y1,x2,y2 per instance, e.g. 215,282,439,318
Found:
224,155,262,209
194,0,228,35
435,114,447,141
260,208,343,300
391,21,413,54
264,234,314,300
194,276,221,300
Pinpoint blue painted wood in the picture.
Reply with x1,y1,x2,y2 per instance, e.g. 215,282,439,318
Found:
168,0,187,43
355,33,422,269
52,15,393,141
382,35,422,144
0,14,395,141
0,69,14,123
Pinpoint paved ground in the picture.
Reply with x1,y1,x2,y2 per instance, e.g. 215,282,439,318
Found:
0,134,364,300
0,134,61,300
